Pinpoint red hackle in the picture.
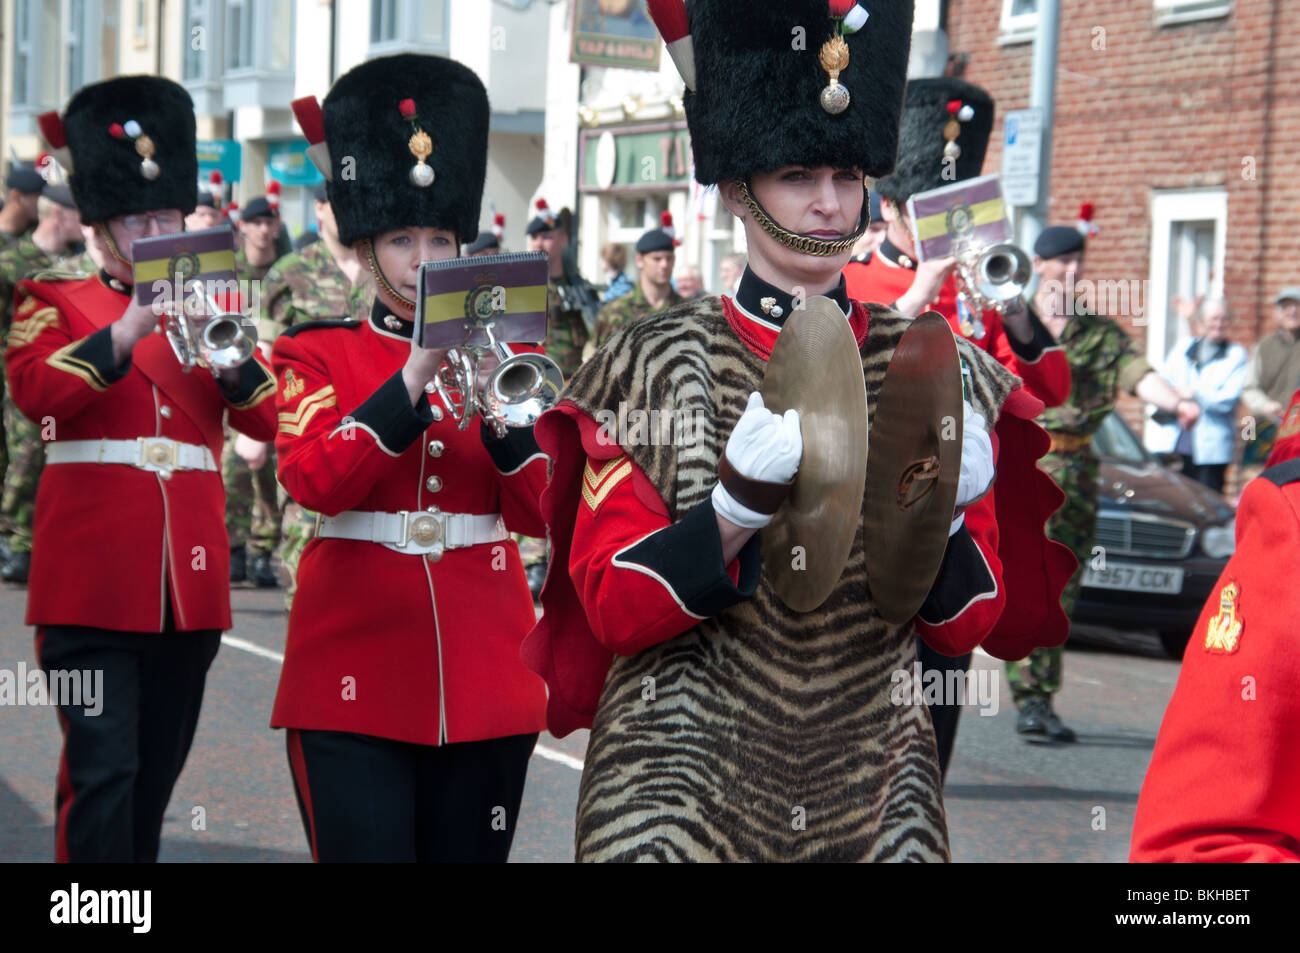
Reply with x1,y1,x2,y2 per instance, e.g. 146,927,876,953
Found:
646,0,689,43
291,96,326,144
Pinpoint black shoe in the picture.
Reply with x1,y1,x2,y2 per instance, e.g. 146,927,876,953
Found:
230,547,248,583
526,563,547,601
1042,707,1077,743
2,552,30,584
1016,698,1049,736
250,552,279,588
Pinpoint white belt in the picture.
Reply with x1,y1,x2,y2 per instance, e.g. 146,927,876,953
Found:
45,437,218,475
316,509,508,558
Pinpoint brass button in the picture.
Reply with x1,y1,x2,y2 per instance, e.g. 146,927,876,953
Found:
147,443,172,466
427,440,444,457
408,514,441,546
424,382,436,394
430,406,444,422
160,405,173,419
426,475,443,492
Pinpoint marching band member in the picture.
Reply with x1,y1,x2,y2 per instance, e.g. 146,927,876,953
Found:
9,77,277,861
270,55,548,862
522,0,1075,861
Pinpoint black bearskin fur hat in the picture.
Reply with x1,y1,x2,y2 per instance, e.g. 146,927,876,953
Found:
322,55,489,247
61,76,198,224
875,78,995,204
683,0,914,185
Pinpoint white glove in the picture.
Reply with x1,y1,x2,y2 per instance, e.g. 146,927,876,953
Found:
711,392,802,529
950,399,994,536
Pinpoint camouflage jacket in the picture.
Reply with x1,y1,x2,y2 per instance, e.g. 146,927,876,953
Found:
235,247,277,284
0,224,35,252
257,241,368,342
592,282,684,351
546,286,591,381
1039,311,1153,438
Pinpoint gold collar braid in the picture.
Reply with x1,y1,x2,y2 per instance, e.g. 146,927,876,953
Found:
361,238,418,316
737,178,869,257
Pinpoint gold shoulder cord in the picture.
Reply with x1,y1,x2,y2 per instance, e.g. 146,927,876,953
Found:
737,178,869,257
361,238,418,314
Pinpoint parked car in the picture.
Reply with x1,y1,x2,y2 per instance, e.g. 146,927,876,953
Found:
1069,411,1237,658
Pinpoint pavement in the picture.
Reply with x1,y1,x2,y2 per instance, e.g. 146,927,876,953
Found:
0,581,1181,863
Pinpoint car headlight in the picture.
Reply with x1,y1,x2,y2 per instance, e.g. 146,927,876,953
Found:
1200,520,1236,559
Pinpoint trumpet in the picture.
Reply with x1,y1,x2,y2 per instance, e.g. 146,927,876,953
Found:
952,241,1033,336
162,288,258,374
432,324,564,438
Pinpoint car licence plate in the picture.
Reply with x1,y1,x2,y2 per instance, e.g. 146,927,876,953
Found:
1082,561,1184,594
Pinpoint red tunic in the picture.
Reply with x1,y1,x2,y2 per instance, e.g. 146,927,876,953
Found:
845,252,1071,408
523,295,1076,737
5,273,277,632
1129,461,1300,863
269,309,548,746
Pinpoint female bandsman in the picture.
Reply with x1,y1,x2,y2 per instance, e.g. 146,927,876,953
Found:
269,55,548,862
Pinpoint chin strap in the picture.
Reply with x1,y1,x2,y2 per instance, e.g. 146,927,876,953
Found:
737,177,870,257
360,237,418,315
96,222,132,269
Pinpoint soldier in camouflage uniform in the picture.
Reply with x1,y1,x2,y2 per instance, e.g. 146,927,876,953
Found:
0,163,44,248
524,201,599,594
1007,226,1200,741
0,185,86,582
224,196,284,586
587,220,683,358
258,186,368,608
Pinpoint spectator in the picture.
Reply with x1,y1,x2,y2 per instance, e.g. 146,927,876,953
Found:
185,192,225,232
1242,287,1300,422
717,251,746,295
600,242,633,302
1149,296,1248,493
676,263,704,300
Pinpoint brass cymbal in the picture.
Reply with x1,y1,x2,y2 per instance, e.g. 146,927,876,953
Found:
863,312,964,624
760,296,869,613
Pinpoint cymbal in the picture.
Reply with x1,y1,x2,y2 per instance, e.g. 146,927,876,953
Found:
863,312,964,624
760,296,868,613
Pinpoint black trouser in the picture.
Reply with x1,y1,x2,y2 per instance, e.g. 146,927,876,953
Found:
916,637,968,784
1178,455,1228,494
36,624,222,862
286,728,537,862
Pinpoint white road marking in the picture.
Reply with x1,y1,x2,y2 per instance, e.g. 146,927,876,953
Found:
220,634,584,772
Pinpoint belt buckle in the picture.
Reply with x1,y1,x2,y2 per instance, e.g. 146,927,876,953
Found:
138,437,178,472
399,508,444,551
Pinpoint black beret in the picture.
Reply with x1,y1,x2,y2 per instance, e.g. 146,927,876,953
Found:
240,196,278,220
465,231,500,254
294,230,321,252
41,184,76,209
195,192,217,208
7,165,45,193
1033,226,1086,260
636,229,675,254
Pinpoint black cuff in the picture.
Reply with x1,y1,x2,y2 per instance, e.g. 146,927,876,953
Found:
349,370,434,454
220,357,276,409
1005,304,1055,364
480,419,545,474
53,325,130,390
917,524,997,626
617,497,761,617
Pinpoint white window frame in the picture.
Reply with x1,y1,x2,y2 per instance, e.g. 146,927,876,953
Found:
369,0,449,56
1154,0,1232,27
998,0,1038,46
1145,188,1227,443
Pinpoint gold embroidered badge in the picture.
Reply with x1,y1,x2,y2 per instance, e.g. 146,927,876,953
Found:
1203,580,1243,654
281,368,305,401
582,455,632,514
1279,404,1300,440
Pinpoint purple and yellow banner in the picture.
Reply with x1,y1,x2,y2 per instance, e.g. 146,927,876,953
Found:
416,251,549,349
132,226,237,306
907,174,1012,262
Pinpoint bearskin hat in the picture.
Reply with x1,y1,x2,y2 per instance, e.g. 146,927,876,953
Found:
875,78,995,204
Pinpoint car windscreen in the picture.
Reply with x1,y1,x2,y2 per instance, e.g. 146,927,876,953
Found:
1092,411,1151,465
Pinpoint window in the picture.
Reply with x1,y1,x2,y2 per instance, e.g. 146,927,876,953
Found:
999,0,1038,44
14,0,61,106
226,0,252,70
370,0,447,52
14,0,31,105
371,0,398,43
101,0,120,78
183,0,207,81
134,0,146,38
269,0,293,70
1145,189,1227,443
1154,0,1232,26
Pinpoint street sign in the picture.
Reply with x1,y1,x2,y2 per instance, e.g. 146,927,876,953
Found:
1001,108,1042,207
196,139,241,183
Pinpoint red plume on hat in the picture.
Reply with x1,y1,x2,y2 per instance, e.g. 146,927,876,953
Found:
647,0,695,91
1077,202,1099,237
535,198,556,226
36,111,75,175
492,212,506,240
660,209,681,246
292,96,333,182
267,179,282,211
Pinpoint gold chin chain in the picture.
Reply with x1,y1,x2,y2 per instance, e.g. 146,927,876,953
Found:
97,222,132,268
738,178,868,257
361,238,418,315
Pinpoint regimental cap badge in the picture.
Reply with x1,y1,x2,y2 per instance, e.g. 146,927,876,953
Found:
820,2,870,116
109,119,160,181
399,98,435,188
1203,580,1243,654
